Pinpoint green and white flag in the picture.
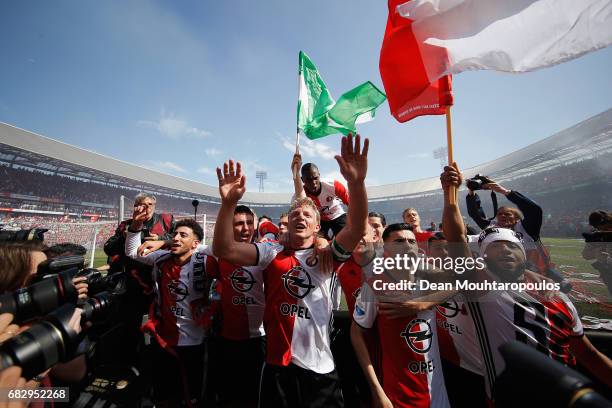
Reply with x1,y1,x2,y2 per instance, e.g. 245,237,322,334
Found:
297,51,386,140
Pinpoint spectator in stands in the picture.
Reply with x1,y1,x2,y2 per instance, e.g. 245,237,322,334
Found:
427,221,437,232
103,192,175,368
291,152,350,239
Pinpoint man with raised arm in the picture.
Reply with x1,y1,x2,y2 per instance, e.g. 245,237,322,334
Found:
213,134,369,408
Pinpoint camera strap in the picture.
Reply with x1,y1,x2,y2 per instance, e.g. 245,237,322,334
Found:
490,191,498,221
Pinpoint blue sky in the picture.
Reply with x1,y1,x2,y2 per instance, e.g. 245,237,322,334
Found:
1,0,611,192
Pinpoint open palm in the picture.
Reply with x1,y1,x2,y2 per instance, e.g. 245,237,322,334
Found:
335,133,369,184
217,160,246,203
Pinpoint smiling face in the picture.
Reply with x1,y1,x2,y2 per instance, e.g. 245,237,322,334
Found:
484,240,526,281
368,216,385,243
170,226,200,256
233,212,255,243
288,203,320,242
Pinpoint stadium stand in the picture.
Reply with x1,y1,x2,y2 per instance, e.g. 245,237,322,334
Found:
0,108,611,239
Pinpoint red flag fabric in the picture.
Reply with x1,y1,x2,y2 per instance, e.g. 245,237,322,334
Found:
379,0,453,123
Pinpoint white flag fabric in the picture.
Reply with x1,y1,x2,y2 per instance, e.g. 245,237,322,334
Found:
397,0,612,82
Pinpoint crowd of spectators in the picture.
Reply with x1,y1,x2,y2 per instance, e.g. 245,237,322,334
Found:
1,152,610,238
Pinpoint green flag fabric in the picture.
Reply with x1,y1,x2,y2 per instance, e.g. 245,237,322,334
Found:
297,51,386,140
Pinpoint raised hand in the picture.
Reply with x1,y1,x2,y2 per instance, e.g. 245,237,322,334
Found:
440,162,462,192
217,160,246,204
130,205,148,230
335,133,369,184
291,153,302,179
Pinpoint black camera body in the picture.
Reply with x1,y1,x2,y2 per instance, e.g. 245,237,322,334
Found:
582,230,612,243
466,174,494,191
0,227,48,242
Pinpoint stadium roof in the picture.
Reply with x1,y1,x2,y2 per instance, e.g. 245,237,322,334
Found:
1,108,611,204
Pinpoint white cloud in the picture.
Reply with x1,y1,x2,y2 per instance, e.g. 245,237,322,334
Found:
205,148,222,157
320,170,344,183
138,110,211,140
141,160,187,173
280,135,337,161
197,166,215,175
405,152,430,159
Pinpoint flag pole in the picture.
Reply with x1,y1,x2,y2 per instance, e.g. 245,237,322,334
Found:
295,127,300,154
445,106,457,205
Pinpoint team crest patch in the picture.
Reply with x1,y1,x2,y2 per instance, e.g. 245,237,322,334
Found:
400,318,433,354
282,266,315,299
230,268,256,292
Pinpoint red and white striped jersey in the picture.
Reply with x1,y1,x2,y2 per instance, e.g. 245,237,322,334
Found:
354,282,450,408
212,259,266,340
126,231,217,346
256,241,348,374
467,272,583,398
434,294,482,375
306,180,349,221
336,248,380,315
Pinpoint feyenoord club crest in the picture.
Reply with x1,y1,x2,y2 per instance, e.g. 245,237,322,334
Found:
167,279,189,301
282,266,315,299
401,319,433,354
435,300,462,318
230,268,256,292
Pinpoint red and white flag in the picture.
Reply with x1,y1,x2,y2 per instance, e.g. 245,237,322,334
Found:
380,0,612,122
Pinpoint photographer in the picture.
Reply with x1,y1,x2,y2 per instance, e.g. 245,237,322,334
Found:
465,176,550,271
103,192,174,366
582,210,612,295
0,243,86,398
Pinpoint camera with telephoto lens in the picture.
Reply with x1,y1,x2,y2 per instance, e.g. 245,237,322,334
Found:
0,256,83,324
0,227,48,242
582,231,612,243
466,174,495,191
0,303,83,380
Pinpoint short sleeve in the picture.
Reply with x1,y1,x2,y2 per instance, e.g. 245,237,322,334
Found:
255,242,284,268
563,295,584,336
353,283,378,329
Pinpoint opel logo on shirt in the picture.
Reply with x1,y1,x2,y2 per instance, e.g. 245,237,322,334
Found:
435,300,461,318
282,266,315,299
230,268,256,292
401,318,433,354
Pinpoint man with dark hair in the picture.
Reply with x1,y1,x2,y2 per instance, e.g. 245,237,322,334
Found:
368,211,386,242
351,221,450,408
209,203,267,407
442,163,612,401
125,206,215,407
292,153,350,239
